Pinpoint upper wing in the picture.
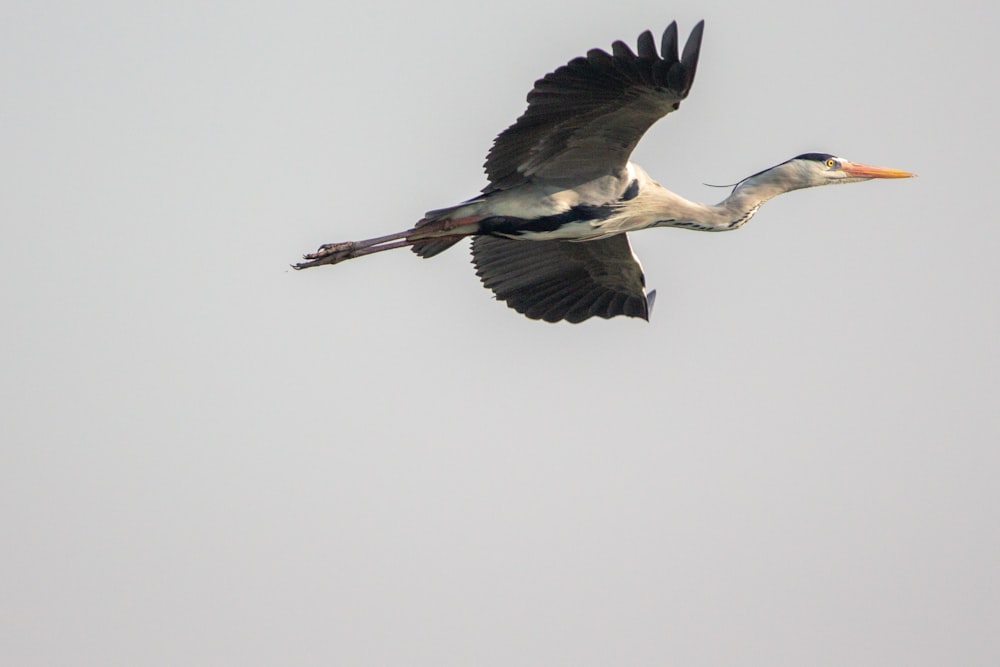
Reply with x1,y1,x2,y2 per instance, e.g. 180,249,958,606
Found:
472,234,655,323
484,21,705,191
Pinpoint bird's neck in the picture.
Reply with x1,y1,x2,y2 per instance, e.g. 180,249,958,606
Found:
651,174,796,232
716,178,793,230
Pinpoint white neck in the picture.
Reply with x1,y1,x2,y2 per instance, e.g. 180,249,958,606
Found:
630,160,816,233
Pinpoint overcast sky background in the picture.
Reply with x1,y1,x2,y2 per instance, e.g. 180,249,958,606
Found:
3,1,998,665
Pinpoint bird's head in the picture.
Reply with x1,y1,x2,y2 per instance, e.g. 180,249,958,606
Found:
785,152,916,187
734,153,915,195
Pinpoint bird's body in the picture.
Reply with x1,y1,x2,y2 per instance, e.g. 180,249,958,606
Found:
296,21,913,323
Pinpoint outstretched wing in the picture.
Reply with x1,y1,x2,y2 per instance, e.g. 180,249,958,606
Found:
472,235,655,323
484,21,704,191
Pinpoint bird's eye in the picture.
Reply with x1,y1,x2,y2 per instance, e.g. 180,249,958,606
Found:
826,158,837,168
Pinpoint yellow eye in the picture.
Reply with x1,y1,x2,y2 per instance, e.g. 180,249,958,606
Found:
826,158,837,168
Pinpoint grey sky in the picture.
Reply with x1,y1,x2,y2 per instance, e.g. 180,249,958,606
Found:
2,1,998,665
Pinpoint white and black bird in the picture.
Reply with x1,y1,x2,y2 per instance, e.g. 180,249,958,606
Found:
296,21,914,323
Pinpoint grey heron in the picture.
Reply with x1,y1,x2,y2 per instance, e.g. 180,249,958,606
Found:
295,21,914,323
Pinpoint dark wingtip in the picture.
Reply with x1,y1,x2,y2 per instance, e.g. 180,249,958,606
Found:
661,22,679,64
587,47,612,64
637,30,657,59
645,289,657,321
611,40,636,59
680,20,705,92
682,20,705,68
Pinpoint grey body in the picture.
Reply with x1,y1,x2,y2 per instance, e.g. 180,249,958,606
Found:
296,21,913,323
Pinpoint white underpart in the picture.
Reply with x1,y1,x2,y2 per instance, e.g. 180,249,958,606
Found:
441,158,812,241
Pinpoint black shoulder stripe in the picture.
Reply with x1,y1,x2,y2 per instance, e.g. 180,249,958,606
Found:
478,204,616,236
621,179,640,201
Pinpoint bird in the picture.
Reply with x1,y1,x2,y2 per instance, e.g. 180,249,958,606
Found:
295,21,914,323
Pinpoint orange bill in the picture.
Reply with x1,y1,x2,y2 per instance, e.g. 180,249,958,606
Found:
841,161,916,179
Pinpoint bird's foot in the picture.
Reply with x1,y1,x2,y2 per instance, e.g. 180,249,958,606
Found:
293,241,357,269
304,241,356,260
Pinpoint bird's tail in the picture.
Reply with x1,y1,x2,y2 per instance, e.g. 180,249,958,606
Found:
409,203,489,258
410,238,463,258
293,214,483,269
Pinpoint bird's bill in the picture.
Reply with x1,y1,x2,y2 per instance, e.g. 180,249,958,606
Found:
841,161,916,179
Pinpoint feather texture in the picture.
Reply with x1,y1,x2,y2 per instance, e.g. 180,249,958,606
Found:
472,235,653,323
483,21,704,191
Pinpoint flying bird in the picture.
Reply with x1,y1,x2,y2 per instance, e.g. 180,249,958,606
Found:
295,21,913,323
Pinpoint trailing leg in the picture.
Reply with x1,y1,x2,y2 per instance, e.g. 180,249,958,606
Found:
293,217,482,269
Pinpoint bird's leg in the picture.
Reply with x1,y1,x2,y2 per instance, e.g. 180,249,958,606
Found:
294,217,482,269
304,229,413,259
294,237,421,269
294,228,415,269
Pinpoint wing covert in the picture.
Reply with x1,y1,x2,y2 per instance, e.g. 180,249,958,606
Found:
484,21,704,191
